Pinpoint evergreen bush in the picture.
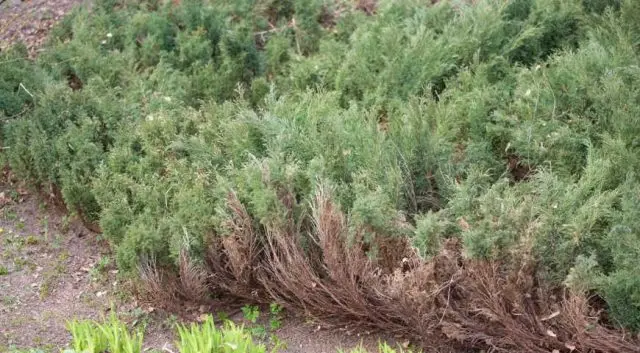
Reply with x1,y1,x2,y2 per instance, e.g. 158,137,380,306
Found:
3,0,640,330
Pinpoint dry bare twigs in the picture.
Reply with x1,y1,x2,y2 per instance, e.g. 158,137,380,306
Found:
156,187,640,353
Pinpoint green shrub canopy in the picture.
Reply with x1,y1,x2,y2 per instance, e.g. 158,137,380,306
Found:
2,0,640,330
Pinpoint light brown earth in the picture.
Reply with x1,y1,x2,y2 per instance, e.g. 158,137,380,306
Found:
0,0,85,56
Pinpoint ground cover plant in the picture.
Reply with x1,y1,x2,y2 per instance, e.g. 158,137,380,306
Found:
61,314,411,353
2,0,640,351
66,313,143,353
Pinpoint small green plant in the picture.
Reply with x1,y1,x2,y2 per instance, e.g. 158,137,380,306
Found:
99,312,144,353
216,311,230,322
1,295,17,305
241,305,260,324
0,265,8,275
96,256,110,272
13,257,36,272
40,253,69,297
268,303,283,330
250,325,267,340
90,256,111,282
25,235,39,245
9,236,24,251
67,319,109,353
163,314,179,330
51,234,63,250
39,281,52,299
242,304,266,338
3,210,18,221
268,334,287,352
124,307,149,329
67,312,143,353
378,342,415,353
176,315,267,353
60,215,71,234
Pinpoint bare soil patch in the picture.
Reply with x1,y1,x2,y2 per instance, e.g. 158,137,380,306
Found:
0,0,85,56
0,170,181,351
0,178,117,349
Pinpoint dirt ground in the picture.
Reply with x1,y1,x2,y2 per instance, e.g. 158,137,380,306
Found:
0,0,86,56
0,171,168,350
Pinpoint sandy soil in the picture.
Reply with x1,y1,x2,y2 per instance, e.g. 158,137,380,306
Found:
0,171,168,350
0,0,87,56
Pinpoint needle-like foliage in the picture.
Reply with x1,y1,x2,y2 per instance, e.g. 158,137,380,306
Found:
3,0,640,335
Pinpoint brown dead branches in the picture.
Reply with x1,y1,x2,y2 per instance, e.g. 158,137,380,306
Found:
204,192,262,300
145,187,639,353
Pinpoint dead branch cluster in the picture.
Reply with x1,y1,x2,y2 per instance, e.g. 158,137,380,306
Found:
140,188,639,353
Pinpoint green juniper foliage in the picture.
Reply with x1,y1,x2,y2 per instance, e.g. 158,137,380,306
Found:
3,0,640,330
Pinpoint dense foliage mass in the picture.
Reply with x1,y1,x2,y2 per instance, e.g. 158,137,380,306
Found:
2,0,640,331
